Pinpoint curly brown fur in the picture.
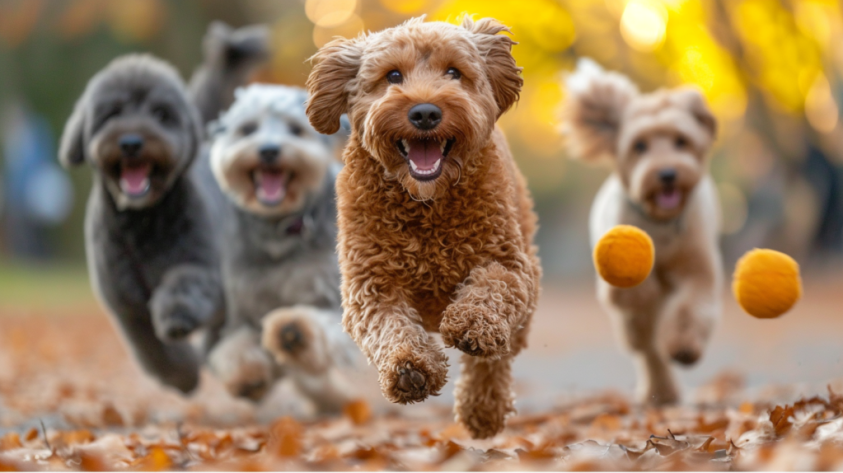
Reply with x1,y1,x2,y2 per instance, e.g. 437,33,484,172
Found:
561,58,723,405
306,16,541,439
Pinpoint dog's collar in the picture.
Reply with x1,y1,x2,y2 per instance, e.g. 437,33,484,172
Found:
277,213,312,238
625,197,686,233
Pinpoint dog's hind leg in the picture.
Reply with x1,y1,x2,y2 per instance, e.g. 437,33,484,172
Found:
290,367,355,414
149,265,224,343
602,279,679,405
207,325,275,402
454,352,515,439
118,314,201,394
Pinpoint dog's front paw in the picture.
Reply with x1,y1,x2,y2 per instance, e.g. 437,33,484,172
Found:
440,304,510,358
381,352,448,404
208,328,275,402
261,306,330,374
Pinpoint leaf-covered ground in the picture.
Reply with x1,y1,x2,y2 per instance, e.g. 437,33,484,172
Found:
2,276,843,470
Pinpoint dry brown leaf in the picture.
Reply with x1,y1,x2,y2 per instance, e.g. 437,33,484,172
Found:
343,399,372,425
770,405,795,437
696,415,729,434
78,450,109,471
135,446,172,471
23,428,37,443
101,404,123,427
0,434,22,452
267,416,302,458
591,413,622,431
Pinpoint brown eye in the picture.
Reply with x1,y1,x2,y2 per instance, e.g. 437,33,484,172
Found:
239,122,258,136
633,139,648,154
289,123,303,137
386,70,403,84
675,135,689,149
446,67,461,80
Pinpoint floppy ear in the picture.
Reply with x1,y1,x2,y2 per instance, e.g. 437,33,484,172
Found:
463,16,523,117
675,88,717,142
305,37,362,135
58,99,87,168
560,58,639,163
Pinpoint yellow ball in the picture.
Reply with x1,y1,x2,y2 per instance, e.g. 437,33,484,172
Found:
733,249,802,319
593,225,655,288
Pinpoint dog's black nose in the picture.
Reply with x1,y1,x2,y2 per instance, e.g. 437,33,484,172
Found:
259,145,280,164
408,103,442,130
119,134,143,157
659,169,677,185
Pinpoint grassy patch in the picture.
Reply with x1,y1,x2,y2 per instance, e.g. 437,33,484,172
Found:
0,260,95,310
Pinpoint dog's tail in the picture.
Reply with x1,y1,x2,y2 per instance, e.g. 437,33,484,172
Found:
188,21,270,127
559,58,639,163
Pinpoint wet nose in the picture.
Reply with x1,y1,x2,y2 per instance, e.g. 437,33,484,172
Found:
408,103,442,130
259,145,280,164
659,169,677,185
119,134,144,157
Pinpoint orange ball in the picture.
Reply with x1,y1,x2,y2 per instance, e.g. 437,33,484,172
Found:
593,225,655,288
733,249,802,319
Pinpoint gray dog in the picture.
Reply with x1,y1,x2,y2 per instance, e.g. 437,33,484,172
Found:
58,23,268,394
59,54,221,394
206,84,356,412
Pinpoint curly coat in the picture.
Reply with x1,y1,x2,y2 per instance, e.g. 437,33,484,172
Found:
561,58,723,405
306,16,541,439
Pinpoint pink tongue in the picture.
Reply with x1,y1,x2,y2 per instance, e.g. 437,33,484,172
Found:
120,164,150,195
407,139,443,170
257,171,285,203
656,189,681,209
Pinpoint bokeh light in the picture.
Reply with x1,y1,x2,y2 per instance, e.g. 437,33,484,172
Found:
620,0,667,52
305,0,358,28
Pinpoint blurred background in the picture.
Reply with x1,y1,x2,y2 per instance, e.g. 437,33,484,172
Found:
1,0,843,406
2,0,843,275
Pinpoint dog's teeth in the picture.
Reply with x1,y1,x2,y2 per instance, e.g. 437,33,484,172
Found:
402,139,410,156
410,160,419,172
433,159,440,171
440,140,446,153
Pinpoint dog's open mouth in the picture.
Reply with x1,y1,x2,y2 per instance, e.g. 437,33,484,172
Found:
396,138,455,181
655,187,682,210
119,161,152,198
252,166,291,206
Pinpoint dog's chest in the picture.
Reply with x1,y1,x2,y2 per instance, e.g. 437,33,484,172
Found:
381,200,503,318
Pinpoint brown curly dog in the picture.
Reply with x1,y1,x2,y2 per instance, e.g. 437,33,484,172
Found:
305,16,541,439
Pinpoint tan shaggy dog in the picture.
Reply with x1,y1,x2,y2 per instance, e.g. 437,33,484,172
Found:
561,59,723,405
305,16,541,438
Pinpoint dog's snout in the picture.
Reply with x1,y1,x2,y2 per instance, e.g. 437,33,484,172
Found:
119,134,144,157
408,103,442,130
259,145,280,164
659,169,677,185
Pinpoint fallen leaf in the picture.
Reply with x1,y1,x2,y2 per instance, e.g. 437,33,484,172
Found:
0,434,22,451
770,405,795,437
101,405,123,427
343,399,372,425
267,416,302,458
